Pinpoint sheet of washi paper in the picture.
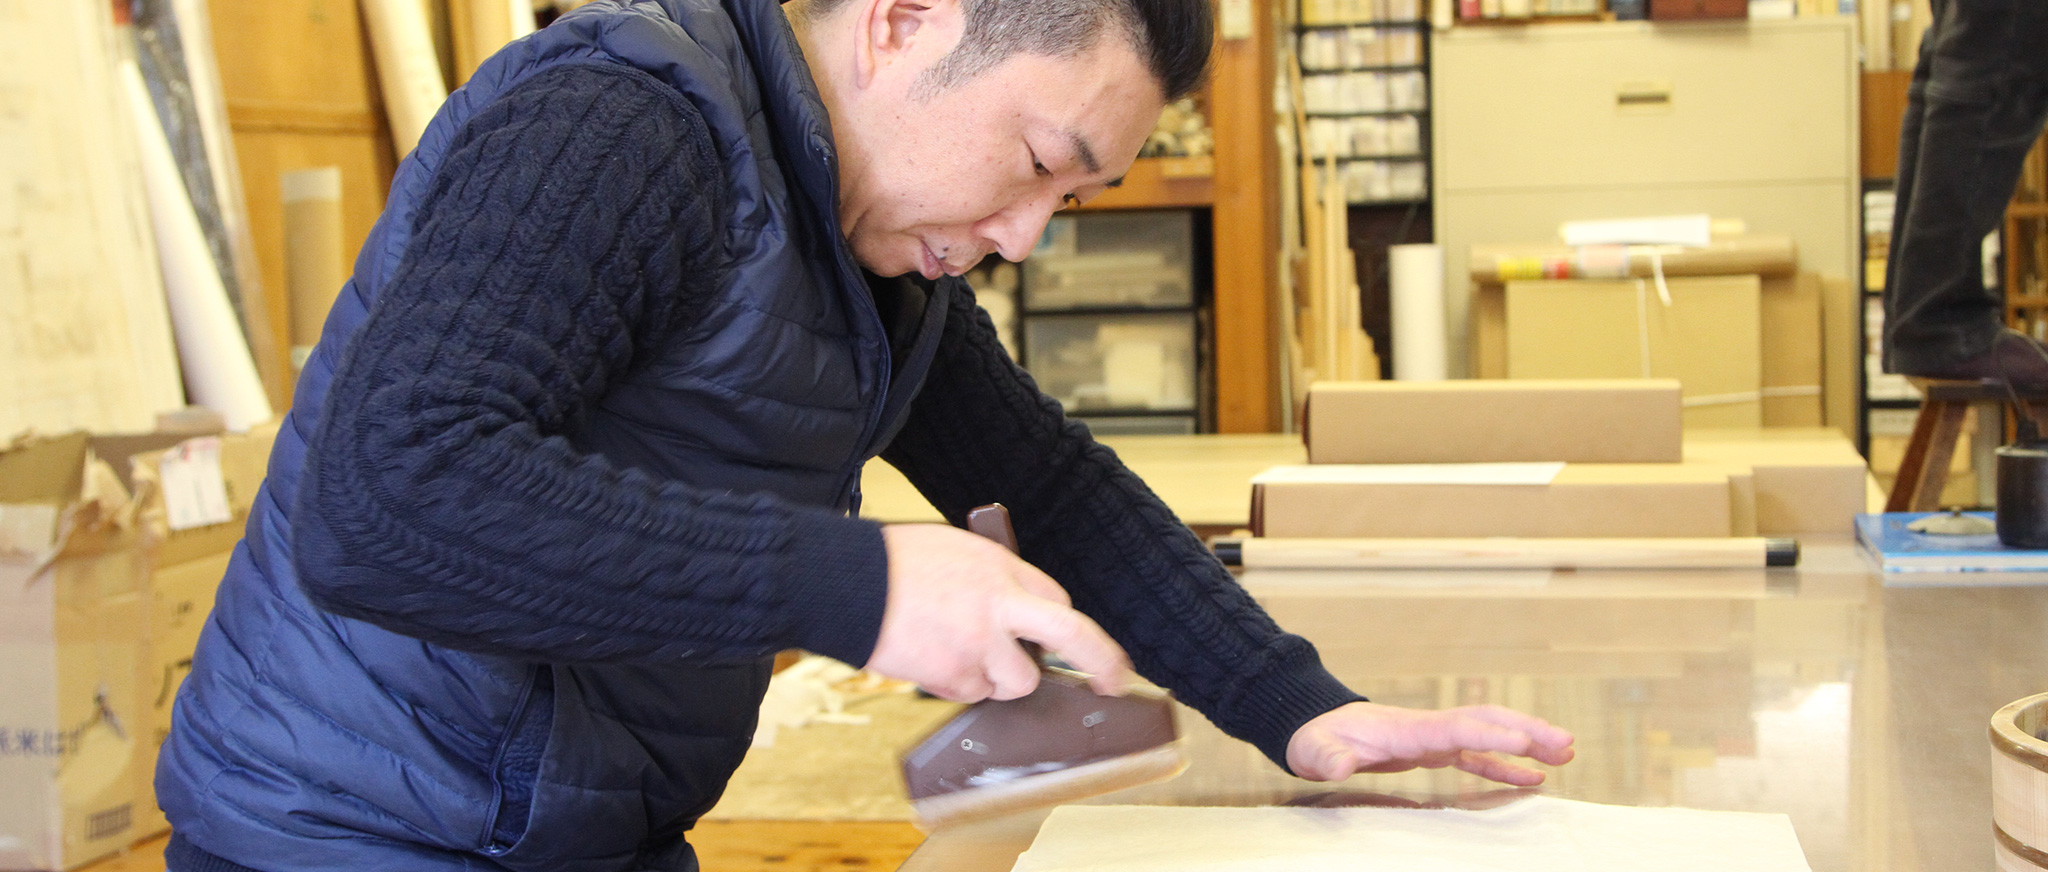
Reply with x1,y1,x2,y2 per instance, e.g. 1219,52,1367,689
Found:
1011,797,1811,872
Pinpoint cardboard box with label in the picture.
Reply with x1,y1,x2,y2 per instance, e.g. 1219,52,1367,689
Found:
1305,379,1682,464
1506,275,1763,428
0,434,154,871
130,424,278,839
1251,463,1734,538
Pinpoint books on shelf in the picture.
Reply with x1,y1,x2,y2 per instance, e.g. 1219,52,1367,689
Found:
1855,512,2048,573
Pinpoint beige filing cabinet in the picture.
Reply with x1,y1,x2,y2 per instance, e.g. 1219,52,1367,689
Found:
1430,18,1858,376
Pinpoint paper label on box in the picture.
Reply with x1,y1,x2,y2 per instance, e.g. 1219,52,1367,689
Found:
0,505,61,557
1253,463,1566,486
160,439,232,531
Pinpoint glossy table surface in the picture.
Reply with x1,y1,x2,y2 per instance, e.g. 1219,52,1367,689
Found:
900,540,2048,872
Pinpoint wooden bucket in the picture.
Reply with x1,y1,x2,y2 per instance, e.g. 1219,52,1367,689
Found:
1993,693,2048,870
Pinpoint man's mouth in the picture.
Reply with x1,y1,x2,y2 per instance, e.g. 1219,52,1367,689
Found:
919,242,945,281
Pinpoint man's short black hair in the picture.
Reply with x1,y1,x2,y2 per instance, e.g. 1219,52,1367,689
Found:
800,0,1213,101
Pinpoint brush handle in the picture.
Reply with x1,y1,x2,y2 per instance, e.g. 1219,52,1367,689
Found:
965,504,1020,553
963,504,1046,662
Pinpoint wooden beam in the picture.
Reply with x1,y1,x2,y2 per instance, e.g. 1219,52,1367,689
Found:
1208,4,1282,432
1860,69,1912,180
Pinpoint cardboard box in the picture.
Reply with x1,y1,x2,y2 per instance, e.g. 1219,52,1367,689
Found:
1683,429,1870,535
1251,463,1734,538
0,434,153,871
1819,274,1861,440
1507,275,1763,428
1707,462,1760,538
1305,379,1683,464
1473,263,1835,434
1760,272,1825,427
130,424,278,839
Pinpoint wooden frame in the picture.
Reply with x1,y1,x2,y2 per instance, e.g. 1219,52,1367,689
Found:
1206,12,1283,432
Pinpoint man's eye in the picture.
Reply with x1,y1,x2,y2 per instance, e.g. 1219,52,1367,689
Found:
1034,160,1052,177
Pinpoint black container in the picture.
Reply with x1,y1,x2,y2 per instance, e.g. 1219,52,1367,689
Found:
1997,441,2048,548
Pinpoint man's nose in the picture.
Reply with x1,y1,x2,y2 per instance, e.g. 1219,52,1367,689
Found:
978,192,1065,262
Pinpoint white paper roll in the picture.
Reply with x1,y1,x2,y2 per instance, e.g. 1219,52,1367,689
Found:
1388,243,1447,381
123,62,274,431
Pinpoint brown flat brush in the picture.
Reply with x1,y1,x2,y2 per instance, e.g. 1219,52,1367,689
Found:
899,504,1187,830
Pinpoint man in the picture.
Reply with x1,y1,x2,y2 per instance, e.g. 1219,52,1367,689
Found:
1882,0,2048,381
157,1,1574,869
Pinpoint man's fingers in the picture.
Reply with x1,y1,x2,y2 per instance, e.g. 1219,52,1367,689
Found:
985,641,1044,701
1461,705,1577,751
1001,596,1131,695
1426,709,1570,762
925,674,995,704
1453,750,1547,787
1448,706,1577,764
1008,563,1072,609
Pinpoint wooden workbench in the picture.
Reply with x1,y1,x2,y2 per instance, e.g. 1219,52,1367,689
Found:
902,540,2042,872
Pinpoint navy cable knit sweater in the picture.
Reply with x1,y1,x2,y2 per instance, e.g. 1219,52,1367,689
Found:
293,63,1360,772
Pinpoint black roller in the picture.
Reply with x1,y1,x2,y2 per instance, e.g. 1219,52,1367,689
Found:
1211,538,1244,567
1765,538,1800,567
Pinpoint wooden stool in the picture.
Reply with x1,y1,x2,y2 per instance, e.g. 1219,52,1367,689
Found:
1886,380,2048,512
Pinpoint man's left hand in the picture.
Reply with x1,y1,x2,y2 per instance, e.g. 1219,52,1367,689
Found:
1285,702,1576,787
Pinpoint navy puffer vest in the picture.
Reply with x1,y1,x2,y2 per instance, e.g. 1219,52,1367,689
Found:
154,1,947,869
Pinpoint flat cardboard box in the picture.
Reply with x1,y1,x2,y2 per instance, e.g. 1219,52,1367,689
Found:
0,434,153,871
1819,274,1859,440
1304,380,1683,464
1683,429,1869,535
1506,275,1763,428
130,423,278,838
1760,273,1825,427
1252,463,1734,538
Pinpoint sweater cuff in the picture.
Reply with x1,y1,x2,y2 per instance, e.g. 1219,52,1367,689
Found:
1227,641,1368,774
777,513,890,667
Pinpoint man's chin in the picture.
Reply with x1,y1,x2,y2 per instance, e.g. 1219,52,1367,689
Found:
845,244,923,279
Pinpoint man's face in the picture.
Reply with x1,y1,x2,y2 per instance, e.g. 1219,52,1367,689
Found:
833,28,1165,280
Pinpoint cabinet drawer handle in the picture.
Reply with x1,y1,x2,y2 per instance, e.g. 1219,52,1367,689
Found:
1616,83,1673,108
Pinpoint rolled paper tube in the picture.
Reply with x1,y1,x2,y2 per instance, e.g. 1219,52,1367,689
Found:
282,167,346,369
1388,243,1446,381
1212,537,1799,569
124,61,273,431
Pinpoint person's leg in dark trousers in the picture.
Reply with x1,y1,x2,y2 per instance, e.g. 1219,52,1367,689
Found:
1883,0,2048,381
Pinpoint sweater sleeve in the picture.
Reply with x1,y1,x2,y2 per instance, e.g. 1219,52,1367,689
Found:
877,284,1365,772
292,63,889,667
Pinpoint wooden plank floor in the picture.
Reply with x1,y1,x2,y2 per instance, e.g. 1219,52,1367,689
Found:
84,821,925,872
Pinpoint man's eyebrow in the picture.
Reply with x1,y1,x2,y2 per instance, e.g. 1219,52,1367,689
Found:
1065,129,1103,176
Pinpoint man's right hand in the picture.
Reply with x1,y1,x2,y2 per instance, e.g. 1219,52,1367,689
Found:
864,523,1131,703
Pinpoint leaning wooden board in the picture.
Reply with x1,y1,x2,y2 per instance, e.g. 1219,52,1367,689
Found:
0,0,186,438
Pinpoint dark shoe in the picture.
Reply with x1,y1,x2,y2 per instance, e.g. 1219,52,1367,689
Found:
1900,329,2048,388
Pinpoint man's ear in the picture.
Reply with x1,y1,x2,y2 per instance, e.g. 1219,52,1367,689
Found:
851,0,963,90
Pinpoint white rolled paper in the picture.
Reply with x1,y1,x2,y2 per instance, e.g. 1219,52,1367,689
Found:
123,62,274,431
1388,243,1447,381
